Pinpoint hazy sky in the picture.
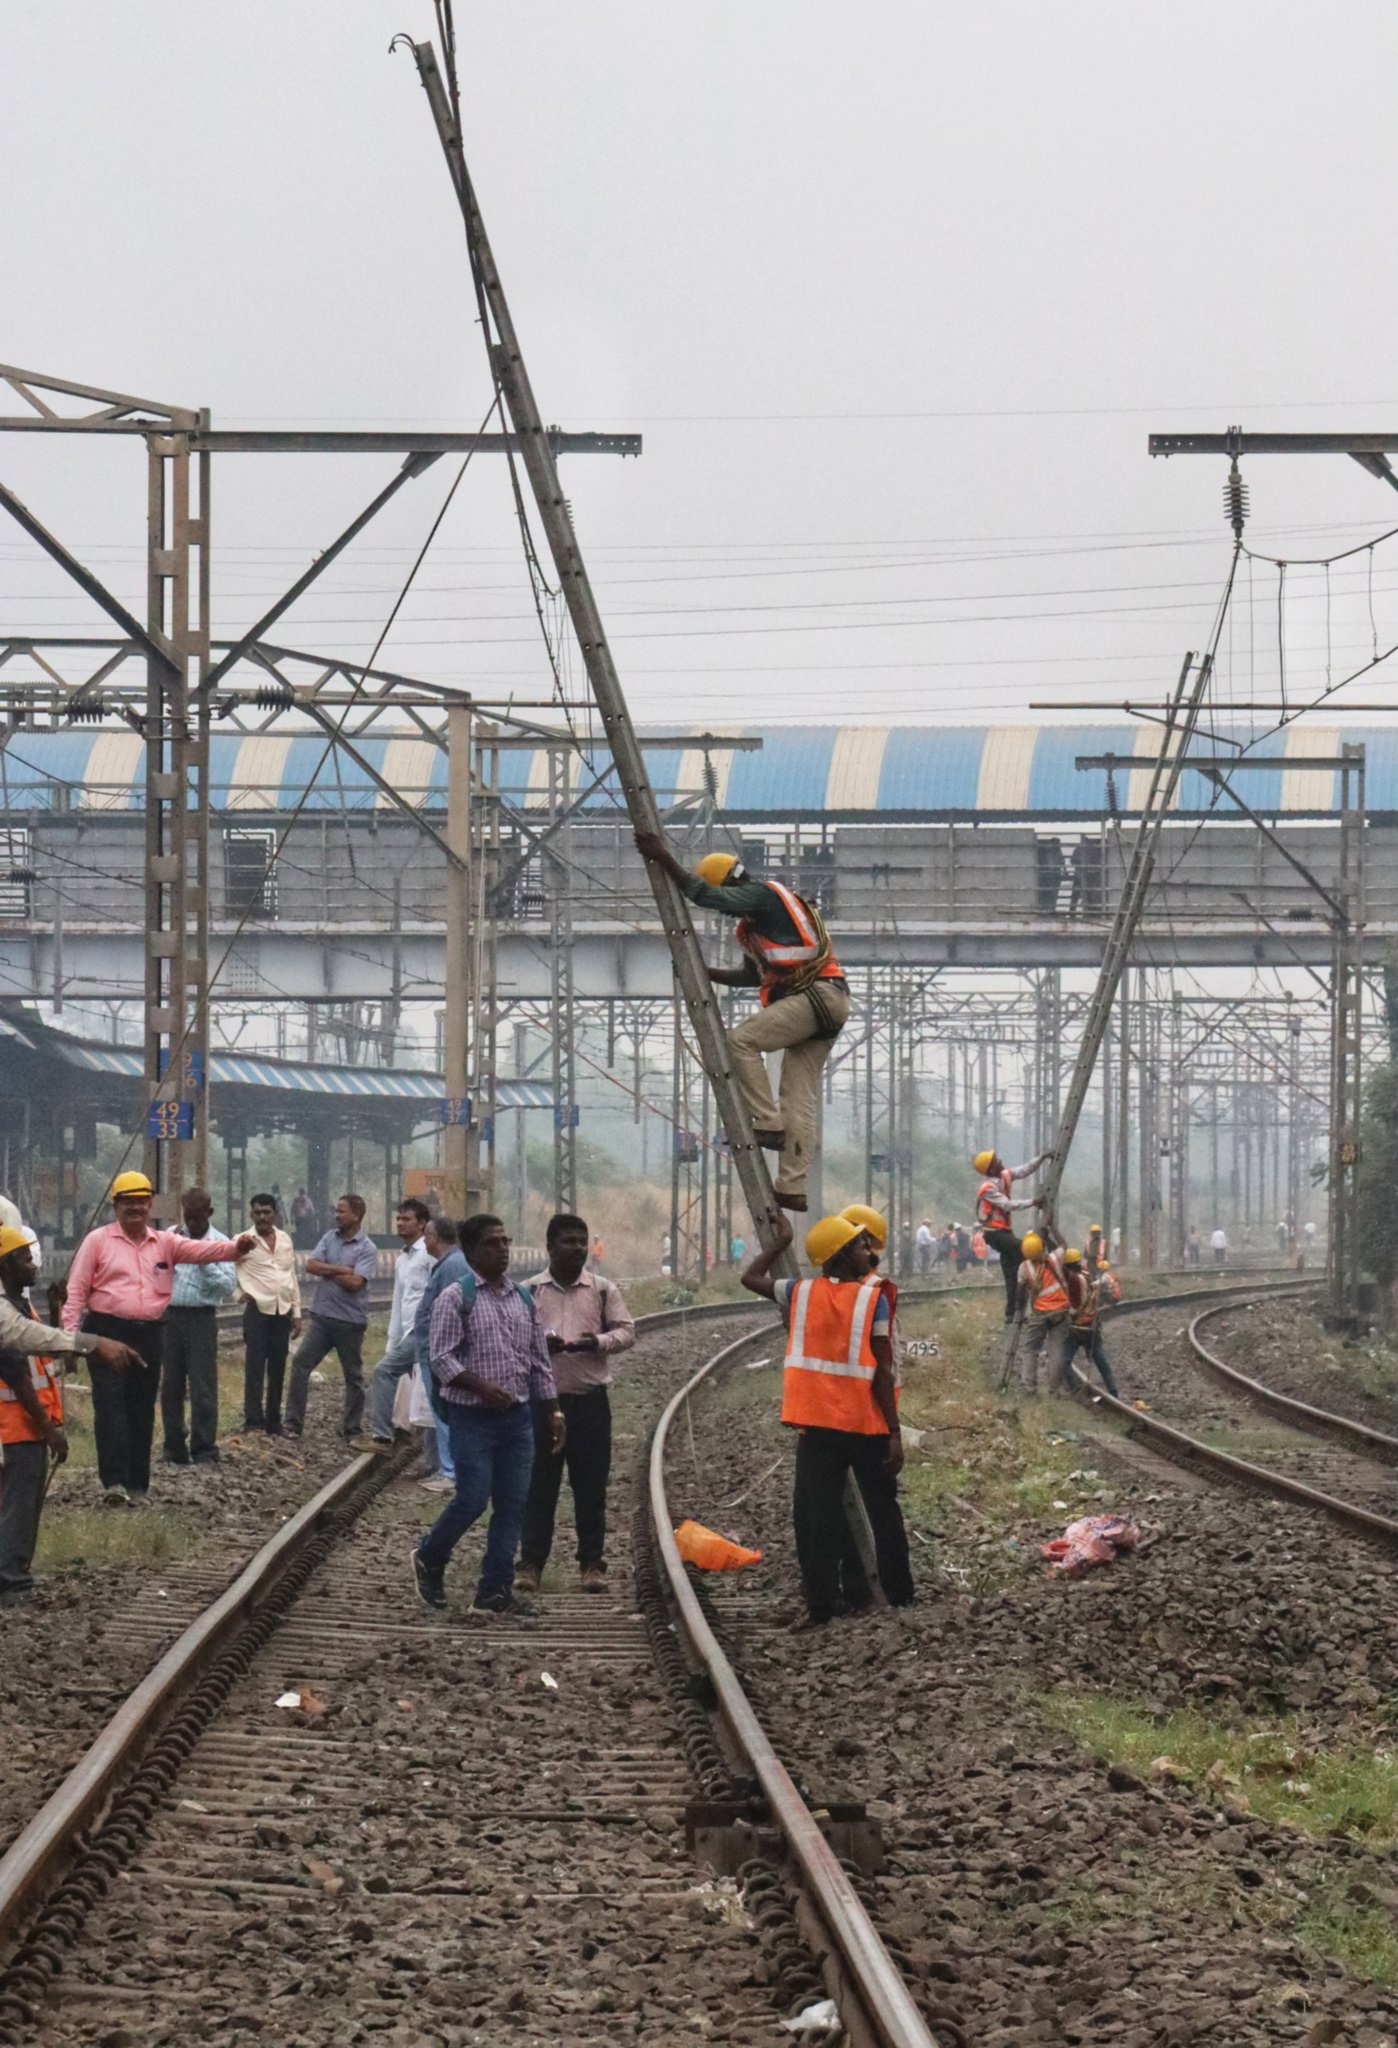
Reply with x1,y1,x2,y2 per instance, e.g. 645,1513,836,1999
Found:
6,2,1398,730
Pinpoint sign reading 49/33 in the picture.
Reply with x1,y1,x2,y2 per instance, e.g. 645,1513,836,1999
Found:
146,1099,195,1142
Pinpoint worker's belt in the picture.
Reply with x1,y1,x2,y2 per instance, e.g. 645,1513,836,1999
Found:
769,974,848,1038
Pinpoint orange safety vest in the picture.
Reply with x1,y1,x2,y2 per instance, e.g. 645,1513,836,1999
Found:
735,881,844,1007
1070,1272,1100,1330
0,1300,62,1446
1020,1252,1069,1317
976,1172,1013,1230
1098,1267,1122,1304
781,1275,888,1436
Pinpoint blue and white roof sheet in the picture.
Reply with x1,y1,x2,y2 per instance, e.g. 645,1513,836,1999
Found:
0,723,1380,816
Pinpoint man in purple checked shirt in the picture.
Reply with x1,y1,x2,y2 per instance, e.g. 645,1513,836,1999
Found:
412,1213,565,1616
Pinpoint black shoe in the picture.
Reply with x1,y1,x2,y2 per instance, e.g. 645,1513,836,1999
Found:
280,1423,302,1441
162,1449,190,1466
193,1452,220,1466
777,1192,808,1213
470,1589,537,1618
411,1550,447,1611
753,1128,786,1152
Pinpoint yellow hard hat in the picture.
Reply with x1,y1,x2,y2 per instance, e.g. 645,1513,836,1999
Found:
696,852,741,887
805,1214,862,1268
840,1203,887,1249
0,1225,30,1261
1020,1231,1044,1258
1089,1223,1103,1236
111,1170,154,1199
1063,1247,1083,1265
973,1150,996,1174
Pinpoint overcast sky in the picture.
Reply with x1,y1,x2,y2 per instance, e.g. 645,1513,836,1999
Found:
6,1,1398,731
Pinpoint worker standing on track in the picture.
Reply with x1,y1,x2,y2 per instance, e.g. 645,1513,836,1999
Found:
412,1215,467,1495
0,1226,70,1599
634,831,849,1213
160,1189,237,1469
973,1148,1053,1321
237,1193,301,1438
412,1214,565,1617
742,1213,912,1631
364,1198,433,1450
1014,1230,1073,1396
1085,1224,1105,1274
63,1173,254,1506
1060,1247,1120,1397
518,1212,636,1596
282,1195,379,1443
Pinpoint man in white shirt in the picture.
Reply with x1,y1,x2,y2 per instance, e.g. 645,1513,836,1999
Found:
238,1191,302,1436
365,1198,432,1446
914,1218,935,1277
1210,1226,1228,1266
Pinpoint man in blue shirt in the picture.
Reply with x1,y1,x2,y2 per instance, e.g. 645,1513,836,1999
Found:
282,1194,379,1441
160,1189,236,1467
413,1214,467,1491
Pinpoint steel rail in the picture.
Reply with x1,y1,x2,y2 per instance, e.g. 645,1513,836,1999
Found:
0,1447,381,1940
1186,1295,1398,1461
0,1295,777,1954
649,1329,938,2048
1065,1282,1398,1546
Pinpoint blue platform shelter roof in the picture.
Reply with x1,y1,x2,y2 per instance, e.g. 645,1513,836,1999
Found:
0,724,1387,818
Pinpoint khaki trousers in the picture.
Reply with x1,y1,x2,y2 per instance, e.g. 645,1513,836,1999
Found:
728,984,849,1199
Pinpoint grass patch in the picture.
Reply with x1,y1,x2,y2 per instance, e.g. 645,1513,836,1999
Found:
1299,1885,1398,1986
1045,1692,1398,1843
35,1505,192,1569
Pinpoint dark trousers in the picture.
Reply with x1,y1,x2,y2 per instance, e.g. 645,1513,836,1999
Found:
792,1426,915,1620
83,1312,162,1494
417,1400,535,1598
0,1439,47,1595
984,1228,1022,1319
242,1303,292,1434
520,1385,611,1570
1067,1323,1119,1397
285,1316,366,1436
160,1305,221,1462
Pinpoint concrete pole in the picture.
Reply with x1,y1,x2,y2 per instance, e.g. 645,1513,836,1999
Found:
443,703,472,1214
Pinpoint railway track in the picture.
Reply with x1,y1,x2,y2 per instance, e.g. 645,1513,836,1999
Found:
0,1297,960,2048
1068,1281,1398,1543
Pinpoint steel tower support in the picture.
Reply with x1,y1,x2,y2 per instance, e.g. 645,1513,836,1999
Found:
1329,746,1366,1321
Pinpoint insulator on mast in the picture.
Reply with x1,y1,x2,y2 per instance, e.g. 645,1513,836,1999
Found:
1224,459,1249,541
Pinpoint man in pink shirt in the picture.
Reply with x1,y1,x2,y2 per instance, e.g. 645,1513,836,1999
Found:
517,1212,635,1595
63,1170,254,1505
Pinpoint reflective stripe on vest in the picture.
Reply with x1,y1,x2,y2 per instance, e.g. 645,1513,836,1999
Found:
781,1275,887,1436
0,1310,62,1444
736,882,844,999
1028,1253,1069,1316
976,1173,1012,1229
1070,1276,1099,1329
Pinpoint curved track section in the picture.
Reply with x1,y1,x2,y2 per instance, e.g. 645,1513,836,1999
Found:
1068,1282,1398,1546
651,1328,940,2048
1187,1294,1398,1459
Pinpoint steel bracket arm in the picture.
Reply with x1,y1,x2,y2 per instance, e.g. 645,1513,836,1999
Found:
0,478,178,673
204,452,442,690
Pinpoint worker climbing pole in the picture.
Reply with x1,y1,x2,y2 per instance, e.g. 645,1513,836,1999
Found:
403,22,794,1268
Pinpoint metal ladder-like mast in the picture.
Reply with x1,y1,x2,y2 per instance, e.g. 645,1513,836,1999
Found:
1039,650,1214,1234
408,42,792,1271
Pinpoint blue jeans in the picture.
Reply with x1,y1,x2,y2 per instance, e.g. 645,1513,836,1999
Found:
368,1330,420,1439
416,1401,534,1597
419,1358,454,1480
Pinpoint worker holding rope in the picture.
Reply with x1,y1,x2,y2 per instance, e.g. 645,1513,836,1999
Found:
635,832,848,1213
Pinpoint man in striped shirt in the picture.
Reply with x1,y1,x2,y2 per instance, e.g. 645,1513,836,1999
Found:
411,1214,565,1616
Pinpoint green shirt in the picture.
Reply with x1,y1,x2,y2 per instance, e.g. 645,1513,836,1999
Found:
678,873,804,942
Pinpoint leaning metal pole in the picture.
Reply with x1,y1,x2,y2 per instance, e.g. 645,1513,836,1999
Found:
1039,647,1216,1234
407,43,789,1262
